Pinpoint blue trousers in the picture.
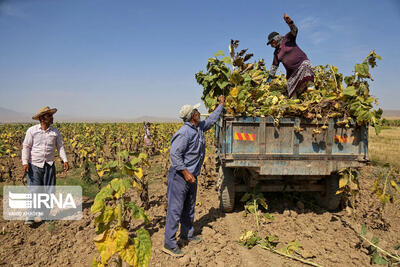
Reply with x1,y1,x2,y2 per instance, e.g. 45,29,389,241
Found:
28,163,56,186
27,163,56,220
164,167,197,249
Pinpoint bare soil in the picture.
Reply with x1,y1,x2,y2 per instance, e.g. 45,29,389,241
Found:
0,160,399,267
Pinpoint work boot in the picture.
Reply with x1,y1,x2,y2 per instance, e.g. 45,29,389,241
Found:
161,245,184,257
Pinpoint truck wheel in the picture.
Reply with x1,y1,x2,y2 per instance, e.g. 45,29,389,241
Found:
316,174,341,211
219,166,235,212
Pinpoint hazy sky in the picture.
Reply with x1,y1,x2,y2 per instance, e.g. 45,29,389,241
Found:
0,0,399,119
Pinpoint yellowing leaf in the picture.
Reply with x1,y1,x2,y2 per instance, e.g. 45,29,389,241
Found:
390,180,399,192
94,230,117,264
339,177,348,188
118,244,137,266
95,206,116,225
272,96,278,105
135,168,143,179
114,227,129,252
230,87,239,97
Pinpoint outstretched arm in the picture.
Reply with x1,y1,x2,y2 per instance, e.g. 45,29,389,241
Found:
199,95,225,131
284,13,298,38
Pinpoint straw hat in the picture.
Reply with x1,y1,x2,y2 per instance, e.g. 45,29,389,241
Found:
32,106,57,120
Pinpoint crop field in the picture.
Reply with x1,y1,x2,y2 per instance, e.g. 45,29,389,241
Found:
0,122,399,266
369,126,400,169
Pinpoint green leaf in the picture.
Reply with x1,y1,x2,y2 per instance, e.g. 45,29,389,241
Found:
393,243,400,250
240,193,251,203
96,222,110,235
360,224,367,237
355,63,370,77
230,70,244,85
371,236,380,246
105,161,118,169
371,253,387,265
217,80,230,89
343,86,356,97
118,151,129,160
134,228,152,267
374,124,382,135
214,50,224,57
91,187,114,213
264,213,275,221
222,56,232,65
111,178,131,197
125,202,150,224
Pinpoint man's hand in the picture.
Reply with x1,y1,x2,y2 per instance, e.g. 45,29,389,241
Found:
64,162,69,172
218,95,225,106
283,13,292,24
181,169,195,184
23,164,29,173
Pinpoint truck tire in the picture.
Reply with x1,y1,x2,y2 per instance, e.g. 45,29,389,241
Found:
316,174,341,211
219,166,235,212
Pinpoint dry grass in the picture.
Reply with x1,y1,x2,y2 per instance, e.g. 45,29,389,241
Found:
369,127,400,169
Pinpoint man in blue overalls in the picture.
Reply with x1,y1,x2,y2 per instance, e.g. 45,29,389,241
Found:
163,95,224,257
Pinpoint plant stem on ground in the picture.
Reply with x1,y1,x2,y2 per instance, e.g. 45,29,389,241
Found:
258,243,324,267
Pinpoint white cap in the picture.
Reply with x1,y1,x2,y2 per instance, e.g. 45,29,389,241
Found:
179,103,201,121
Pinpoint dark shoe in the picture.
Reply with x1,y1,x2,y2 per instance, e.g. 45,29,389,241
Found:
161,245,184,257
181,235,202,244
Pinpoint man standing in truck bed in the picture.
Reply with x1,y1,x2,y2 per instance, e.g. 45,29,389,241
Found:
163,96,225,257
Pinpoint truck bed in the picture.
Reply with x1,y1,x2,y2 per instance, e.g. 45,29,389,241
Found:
215,116,368,176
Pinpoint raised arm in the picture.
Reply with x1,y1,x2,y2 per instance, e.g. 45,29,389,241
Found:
199,96,225,131
284,13,298,38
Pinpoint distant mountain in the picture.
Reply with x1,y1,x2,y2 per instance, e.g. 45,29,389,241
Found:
0,107,179,123
131,116,180,123
383,110,400,118
0,107,32,123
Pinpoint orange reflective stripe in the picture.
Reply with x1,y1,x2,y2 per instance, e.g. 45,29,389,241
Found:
234,133,256,141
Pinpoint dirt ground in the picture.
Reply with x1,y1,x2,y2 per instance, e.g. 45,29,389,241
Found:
0,159,399,267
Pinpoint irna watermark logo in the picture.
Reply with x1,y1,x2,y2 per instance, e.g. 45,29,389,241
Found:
3,186,82,221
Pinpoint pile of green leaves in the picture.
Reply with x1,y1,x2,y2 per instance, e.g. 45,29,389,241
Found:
195,40,383,134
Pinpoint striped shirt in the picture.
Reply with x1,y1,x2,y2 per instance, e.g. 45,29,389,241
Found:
21,124,68,168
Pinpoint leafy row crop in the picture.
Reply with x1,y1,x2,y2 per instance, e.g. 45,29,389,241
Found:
196,40,383,134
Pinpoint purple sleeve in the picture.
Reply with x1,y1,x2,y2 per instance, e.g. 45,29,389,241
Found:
272,51,279,67
286,22,298,42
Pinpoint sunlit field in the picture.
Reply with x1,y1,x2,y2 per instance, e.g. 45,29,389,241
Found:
369,126,400,169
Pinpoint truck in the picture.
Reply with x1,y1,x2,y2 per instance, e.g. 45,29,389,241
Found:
215,116,369,211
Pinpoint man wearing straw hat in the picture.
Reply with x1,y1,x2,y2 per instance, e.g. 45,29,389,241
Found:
21,106,69,225
163,95,224,257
